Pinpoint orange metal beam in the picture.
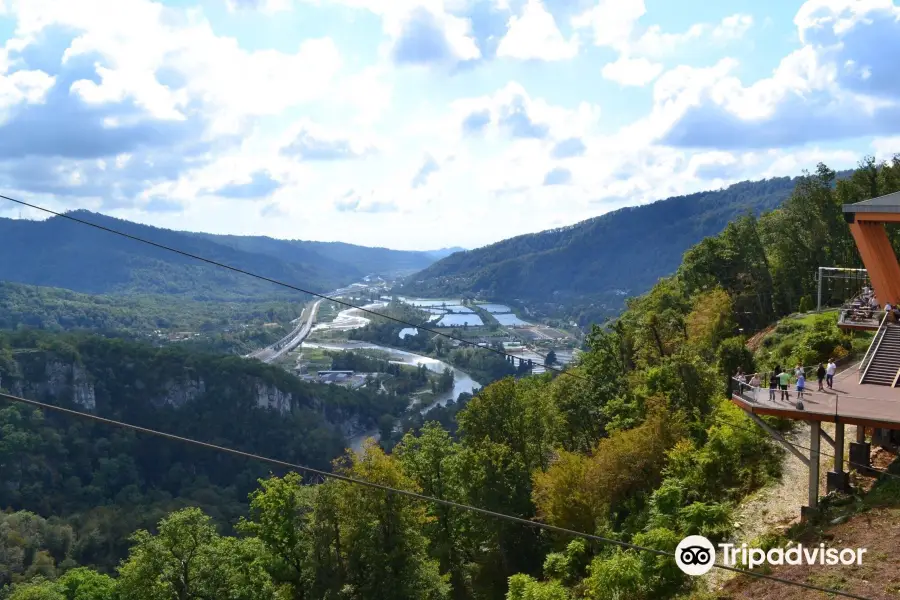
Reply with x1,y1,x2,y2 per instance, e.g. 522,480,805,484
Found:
854,212,900,224
848,221,900,306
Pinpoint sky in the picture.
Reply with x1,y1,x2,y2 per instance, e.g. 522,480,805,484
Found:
0,0,898,251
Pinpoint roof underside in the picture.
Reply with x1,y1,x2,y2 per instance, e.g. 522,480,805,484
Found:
843,190,900,213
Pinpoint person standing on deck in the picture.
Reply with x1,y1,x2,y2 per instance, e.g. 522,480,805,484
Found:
778,368,791,401
796,372,806,399
749,373,760,401
816,363,826,391
826,359,836,389
769,372,778,401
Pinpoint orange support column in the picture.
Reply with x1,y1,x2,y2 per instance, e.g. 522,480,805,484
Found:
849,220,900,306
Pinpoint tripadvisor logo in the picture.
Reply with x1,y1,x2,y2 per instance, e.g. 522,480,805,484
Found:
675,535,868,576
676,535,716,575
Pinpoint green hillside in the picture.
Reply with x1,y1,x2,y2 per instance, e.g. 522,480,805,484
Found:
402,175,838,325
193,234,441,278
0,211,333,299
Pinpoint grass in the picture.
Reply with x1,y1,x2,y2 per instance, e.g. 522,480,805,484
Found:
754,311,872,371
316,301,343,324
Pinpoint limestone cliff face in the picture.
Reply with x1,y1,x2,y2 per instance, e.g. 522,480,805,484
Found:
254,382,293,415
8,353,298,417
157,377,207,409
3,353,373,438
8,360,96,411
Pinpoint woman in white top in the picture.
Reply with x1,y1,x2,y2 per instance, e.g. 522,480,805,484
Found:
748,374,761,402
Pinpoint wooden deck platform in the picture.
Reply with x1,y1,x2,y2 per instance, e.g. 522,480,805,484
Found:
731,367,900,430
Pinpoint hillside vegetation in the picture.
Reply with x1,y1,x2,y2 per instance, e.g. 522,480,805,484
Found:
192,234,444,277
2,156,899,600
404,171,859,325
0,281,303,333
0,330,410,571
0,211,438,300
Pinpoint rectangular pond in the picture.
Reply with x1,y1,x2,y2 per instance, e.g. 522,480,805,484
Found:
478,304,513,313
443,305,475,313
400,298,461,307
437,314,484,327
494,313,530,326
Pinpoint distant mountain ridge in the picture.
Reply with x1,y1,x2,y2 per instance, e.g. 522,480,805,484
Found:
0,211,441,300
402,175,820,324
190,234,440,278
425,247,467,260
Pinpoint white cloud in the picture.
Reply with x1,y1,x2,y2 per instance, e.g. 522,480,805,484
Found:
571,0,646,51
9,0,343,134
627,13,753,58
0,0,895,252
601,56,662,87
655,0,900,149
452,81,601,141
279,120,381,161
871,137,900,160
225,0,291,13
712,14,753,40
0,69,55,119
496,0,578,61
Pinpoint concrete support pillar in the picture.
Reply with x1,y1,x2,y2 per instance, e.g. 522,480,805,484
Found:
849,424,873,476
827,422,850,493
807,421,821,513
834,423,844,472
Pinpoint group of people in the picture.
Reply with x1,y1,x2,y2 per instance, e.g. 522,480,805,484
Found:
735,359,837,403
884,299,900,322
846,285,880,322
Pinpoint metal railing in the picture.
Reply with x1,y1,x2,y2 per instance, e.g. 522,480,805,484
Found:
730,372,900,426
859,311,889,383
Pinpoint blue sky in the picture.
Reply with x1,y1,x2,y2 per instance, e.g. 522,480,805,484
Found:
0,0,897,250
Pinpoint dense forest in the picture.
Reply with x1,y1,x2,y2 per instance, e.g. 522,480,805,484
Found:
0,330,413,574
403,171,854,325
2,155,899,600
0,281,304,334
0,211,439,300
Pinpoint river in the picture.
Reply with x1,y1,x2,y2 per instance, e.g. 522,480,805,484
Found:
301,341,481,452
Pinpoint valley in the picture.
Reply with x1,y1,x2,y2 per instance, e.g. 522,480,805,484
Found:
3,157,900,600
240,279,582,450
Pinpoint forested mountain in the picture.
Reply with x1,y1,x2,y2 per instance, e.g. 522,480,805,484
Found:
194,234,442,277
0,281,304,333
0,211,442,300
0,329,409,570
403,174,850,324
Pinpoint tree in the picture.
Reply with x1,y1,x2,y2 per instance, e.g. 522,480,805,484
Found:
239,472,338,599
544,350,557,367
335,442,450,600
532,410,684,536
116,507,277,600
395,423,474,600
57,568,118,600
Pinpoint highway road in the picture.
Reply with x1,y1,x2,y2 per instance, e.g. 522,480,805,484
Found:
245,299,322,364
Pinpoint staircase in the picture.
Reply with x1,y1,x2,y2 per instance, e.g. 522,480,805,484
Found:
861,323,900,386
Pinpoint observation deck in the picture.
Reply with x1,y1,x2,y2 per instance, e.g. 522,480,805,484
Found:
730,365,900,430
